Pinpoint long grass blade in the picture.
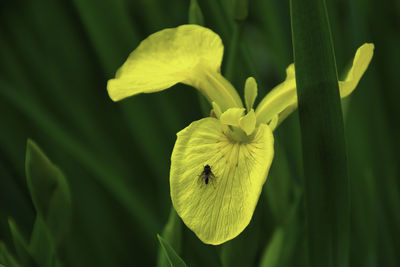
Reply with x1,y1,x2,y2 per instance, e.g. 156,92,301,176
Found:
290,0,350,266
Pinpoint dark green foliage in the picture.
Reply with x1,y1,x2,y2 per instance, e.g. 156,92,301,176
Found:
157,209,182,267
0,0,399,266
26,140,71,247
189,0,205,25
290,0,350,266
3,141,71,267
157,234,187,267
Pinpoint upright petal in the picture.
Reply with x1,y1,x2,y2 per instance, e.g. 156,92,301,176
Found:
255,44,374,127
255,64,297,126
339,43,374,98
170,118,274,245
107,25,242,110
239,110,257,136
244,77,258,111
220,108,245,127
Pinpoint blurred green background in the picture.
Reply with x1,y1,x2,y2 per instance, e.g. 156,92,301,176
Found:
0,0,399,266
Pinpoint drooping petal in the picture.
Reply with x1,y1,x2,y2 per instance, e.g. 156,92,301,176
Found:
170,118,274,245
107,24,242,110
255,43,374,127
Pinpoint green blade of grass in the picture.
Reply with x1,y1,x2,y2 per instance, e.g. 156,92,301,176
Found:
8,219,35,267
220,207,262,267
157,234,187,267
224,22,243,82
254,0,291,72
0,242,22,267
157,208,182,267
25,140,72,248
290,0,350,266
72,0,182,191
189,0,205,25
0,81,159,237
28,217,54,267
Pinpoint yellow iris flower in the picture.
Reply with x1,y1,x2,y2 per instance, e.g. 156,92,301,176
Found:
107,25,374,245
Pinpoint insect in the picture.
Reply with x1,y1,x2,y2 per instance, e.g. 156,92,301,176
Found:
199,164,216,185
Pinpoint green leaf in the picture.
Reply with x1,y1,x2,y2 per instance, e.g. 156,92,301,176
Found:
8,219,37,267
189,0,204,25
221,0,249,21
25,139,71,246
224,22,242,81
0,242,22,267
259,228,284,267
290,0,350,266
259,194,304,267
233,0,249,21
28,217,54,267
220,207,262,267
157,208,182,267
157,234,187,267
263,142,293,224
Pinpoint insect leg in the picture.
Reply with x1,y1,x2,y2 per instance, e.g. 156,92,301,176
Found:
209,173,216,189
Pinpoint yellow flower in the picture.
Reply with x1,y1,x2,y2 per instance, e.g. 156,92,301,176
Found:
107,25,374,245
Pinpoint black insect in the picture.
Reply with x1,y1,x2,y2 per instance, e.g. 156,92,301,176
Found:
199,164,216,185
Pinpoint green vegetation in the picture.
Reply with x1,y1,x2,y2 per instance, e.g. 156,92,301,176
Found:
0,0,399,266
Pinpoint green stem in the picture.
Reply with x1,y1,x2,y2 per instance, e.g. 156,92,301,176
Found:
290,0,350,266
224,21,243,81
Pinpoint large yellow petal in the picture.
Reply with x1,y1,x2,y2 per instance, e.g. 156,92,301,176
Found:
107,24,242,110
170,118,274,245
108,24,222,100
255,43,374,127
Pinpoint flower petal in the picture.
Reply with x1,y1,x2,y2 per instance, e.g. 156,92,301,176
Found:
220,108,245,127
107,25,243,110
339,43,374,98
255,64,296,126
211,102,222,119
244,77,258,111
239,109,256,135
107,25,223,101
255,43,374,127
170,118,274,245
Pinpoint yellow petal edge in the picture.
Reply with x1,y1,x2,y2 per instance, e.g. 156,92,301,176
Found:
107,24,223,101
107,24,243,111
339,43,374,98
255,43,374,126
170,118,274,245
